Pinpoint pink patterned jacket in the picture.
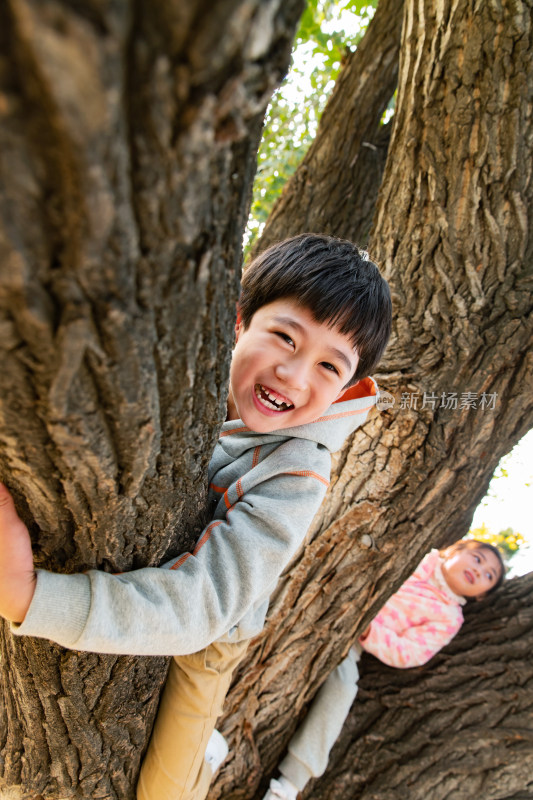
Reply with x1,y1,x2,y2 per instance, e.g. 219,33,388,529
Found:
359,549,466,668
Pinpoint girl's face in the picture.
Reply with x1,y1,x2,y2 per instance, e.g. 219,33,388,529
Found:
441,543,502,599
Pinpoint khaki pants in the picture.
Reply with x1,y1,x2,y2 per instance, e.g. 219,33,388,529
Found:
137,639,249,800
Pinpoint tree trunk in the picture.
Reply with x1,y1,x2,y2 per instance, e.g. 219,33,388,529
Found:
0,1,303,797
305,571,533,800
213,0,533,797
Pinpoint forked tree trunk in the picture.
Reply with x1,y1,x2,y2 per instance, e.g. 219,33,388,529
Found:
214,0,533,797
0,1,303,797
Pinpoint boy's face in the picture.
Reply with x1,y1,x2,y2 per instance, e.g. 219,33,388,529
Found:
441,543,502,598
227,299,359,433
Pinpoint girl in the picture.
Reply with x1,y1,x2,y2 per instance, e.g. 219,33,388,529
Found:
263,538,505,800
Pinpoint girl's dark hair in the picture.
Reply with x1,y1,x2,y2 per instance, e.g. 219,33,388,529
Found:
240,234,392,383
442,539,506,595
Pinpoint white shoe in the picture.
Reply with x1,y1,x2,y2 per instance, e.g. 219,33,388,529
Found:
205,729,229,774
263,777,299,800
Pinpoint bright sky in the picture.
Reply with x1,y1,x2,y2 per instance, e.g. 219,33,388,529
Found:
471,429,533,577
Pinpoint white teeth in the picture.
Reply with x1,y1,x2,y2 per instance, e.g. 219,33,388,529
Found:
255,384,293,411
255,386,278,410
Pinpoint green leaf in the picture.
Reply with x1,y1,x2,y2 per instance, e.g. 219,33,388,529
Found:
244,0,377,257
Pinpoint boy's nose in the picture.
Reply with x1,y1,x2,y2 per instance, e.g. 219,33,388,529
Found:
274,359,309,391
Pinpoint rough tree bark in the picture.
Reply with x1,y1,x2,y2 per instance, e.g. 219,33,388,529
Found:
213,0,533,797
307,571,533,800
0,1,303,798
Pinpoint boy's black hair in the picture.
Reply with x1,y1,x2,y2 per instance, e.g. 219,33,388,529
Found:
240,233,392,384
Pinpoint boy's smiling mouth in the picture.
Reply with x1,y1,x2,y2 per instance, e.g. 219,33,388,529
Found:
254,384,294,412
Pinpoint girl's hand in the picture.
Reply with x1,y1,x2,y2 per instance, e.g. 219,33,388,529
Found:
0,483,36,622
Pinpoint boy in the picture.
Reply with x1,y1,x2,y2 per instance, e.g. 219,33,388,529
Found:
0,233,392,800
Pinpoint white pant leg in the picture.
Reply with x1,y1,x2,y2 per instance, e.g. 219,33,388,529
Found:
279,647,360,792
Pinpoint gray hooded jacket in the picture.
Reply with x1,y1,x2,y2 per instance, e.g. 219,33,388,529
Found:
13,378,378,655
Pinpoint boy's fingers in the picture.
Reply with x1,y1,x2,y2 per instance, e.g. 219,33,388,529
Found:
0,481,12,504
0,483,20,520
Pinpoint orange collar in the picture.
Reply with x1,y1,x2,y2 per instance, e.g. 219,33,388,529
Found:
334,376,377,403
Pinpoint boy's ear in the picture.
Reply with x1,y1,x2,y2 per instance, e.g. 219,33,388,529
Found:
235,307,243,341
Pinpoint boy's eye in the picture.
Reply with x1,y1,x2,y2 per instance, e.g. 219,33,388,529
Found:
275,331,294,346
473,553,481,563
321,362,340,375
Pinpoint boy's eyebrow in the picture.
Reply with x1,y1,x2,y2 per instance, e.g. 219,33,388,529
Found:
272,315,355,372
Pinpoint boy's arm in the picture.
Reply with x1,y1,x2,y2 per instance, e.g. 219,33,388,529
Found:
0,483,37,622
5,468,329,656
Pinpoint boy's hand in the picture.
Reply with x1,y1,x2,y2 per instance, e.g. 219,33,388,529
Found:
0,483,36,623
